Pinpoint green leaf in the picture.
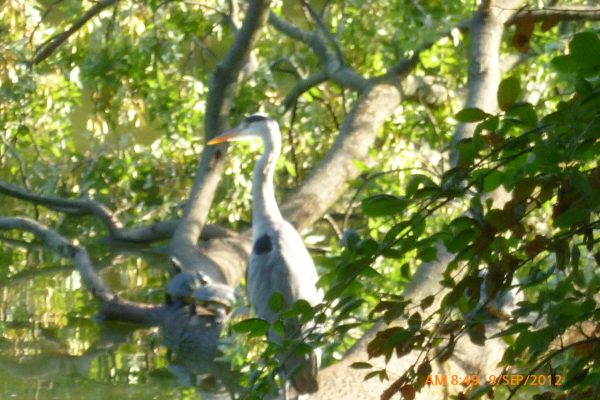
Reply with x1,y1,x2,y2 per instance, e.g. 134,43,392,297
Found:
507,102,537,127
362,194,408,217
574,77,593,96
334,297,365,323
566,169,592,197
497,77,521,111
551,55,580,74
281,299,314,324
406,175,438,198
401,263,411,279
272,320,285,337
456,107,490,122
569,31,600,68
456,139,477,166
491,322,531,338
467,323,486,345
417,246,437,262
477,115,500,133
420,295,435,309
554,206,588,228
357,238,379,256
364,370,383,381
232,318,269,337
483,170,504,193
572,244,581,275
268,292,284,313
445,228,477,253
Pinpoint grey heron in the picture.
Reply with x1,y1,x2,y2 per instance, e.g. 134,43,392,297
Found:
208,114,322,395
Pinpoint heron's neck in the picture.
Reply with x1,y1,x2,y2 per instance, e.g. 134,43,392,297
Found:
252,136,283,228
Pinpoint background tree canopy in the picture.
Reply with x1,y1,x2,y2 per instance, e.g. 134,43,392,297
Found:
1,0,599,399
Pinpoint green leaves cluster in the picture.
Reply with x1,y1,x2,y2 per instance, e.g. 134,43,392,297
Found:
358,31,600,400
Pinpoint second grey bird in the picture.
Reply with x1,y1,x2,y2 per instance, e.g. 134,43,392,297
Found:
208,114,322,394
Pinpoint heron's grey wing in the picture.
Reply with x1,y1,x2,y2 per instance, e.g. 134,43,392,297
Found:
247,232,292,322
247,225,321,394
247,223,322,320
274,221,322,306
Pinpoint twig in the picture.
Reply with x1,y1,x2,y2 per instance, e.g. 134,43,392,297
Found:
28,0,66,47
286,102,301,186
0,217,113,301
0,180,122,235
300,0,345,64
410,0,428,19
32,0,118,65
323,213,342,239
268,12,369,92
0,180,235,243
170,0,272,271
0,134,31,193
506,338,600,400
506,5,600,26
104,0,120,43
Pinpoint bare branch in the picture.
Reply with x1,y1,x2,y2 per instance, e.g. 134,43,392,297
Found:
300,0,345,63
282,70,328,110
451,0,526,162
117,219,237,242
0,180,235,243
268,12,329,63
32,0,117,65
401,75,449,107
269,11,455,94
0,180,122,235
269,12,369,92
169,0,272,278
0,134,33,194
0,217,113,301
0,216,167,324
506,5,600,26
280,83,402,231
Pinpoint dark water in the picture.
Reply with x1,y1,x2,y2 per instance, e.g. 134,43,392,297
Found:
0,243,230,400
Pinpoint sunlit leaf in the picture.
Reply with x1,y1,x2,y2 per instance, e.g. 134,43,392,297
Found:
456,107,490,122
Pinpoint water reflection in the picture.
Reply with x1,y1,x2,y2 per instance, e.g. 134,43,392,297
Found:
0,244,238,399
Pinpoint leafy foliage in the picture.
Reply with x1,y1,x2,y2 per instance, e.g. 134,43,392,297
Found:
360,32,600,400
1,1,600,399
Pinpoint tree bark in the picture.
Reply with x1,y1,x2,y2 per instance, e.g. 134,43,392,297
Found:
282,83,402,231
169,0,272,281
309,1,527,398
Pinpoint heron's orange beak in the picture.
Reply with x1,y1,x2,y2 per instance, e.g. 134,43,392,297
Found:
207,129,242,145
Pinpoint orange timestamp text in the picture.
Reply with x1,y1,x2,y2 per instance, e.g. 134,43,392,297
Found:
425,374,563,387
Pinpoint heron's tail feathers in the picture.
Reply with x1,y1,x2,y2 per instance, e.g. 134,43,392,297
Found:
285,348,320,394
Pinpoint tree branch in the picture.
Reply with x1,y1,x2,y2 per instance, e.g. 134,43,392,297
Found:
0,180,122,236
280,83,402,231
268,12,326,57
169,0,272,280
0,216,168,324
32,0,117,65
269,12,369,92
506,5,600,26
0,217,113,301
451,0,526,163
282,70,328,110
300,0,345,64
0,180,235,243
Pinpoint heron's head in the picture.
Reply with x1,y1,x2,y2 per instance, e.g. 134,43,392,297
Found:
207,114,280,145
